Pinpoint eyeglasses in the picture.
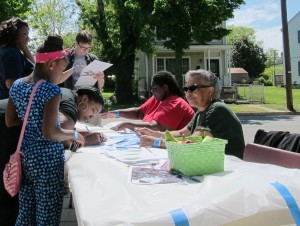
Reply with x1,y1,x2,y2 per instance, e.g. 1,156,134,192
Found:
77,42,92,51
183,84,211,93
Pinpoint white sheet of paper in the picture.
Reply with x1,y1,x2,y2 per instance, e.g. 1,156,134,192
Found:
75,76,97,87
75,60,113,87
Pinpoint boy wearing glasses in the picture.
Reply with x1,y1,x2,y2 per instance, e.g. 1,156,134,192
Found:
62,30,104,90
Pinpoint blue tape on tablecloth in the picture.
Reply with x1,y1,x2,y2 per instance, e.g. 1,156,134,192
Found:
271,182,300,225
169,209,190,226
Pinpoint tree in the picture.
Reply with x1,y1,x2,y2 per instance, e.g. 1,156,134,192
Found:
28,0,79,49
152,0,245,87
76,0,244,103
231,37,266,80
227,25,256,45
265,48,280,68
77,0,155,103
0,0,32,22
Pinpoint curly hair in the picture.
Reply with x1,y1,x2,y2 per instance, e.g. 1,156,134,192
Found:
77,86,104,106
0,17,29,47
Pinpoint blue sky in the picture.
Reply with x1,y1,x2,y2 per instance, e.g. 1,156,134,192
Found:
227,0,300,53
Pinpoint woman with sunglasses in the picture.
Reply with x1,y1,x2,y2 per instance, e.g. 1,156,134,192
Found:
136,69,245,159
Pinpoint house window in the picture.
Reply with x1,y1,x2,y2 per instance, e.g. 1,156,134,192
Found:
298,30,300,43
157,58,164,72
156,57,190,75
298,61,300,76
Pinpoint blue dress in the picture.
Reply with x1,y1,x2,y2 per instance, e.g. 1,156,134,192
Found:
10,79,65,226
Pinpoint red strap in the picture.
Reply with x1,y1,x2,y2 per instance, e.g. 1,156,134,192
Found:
16,80,46,153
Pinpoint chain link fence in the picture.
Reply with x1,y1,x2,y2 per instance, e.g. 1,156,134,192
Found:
221,84,264,104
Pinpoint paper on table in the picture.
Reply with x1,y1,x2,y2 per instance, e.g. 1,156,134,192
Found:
128,166,183,184
75,60,113,87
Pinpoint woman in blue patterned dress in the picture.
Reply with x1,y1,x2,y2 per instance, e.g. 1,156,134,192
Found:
5,33,84,225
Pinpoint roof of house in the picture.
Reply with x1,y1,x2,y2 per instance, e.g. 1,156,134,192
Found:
289,11,300,24
230,68,248,74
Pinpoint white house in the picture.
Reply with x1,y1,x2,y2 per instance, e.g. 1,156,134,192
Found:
288,11,300,85
134,22,232,97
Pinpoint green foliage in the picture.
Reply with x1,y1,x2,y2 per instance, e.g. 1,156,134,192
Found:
257,75,273,86
28,0,79,50
227,25,256,45
0,0,32,22
152,0,245,86
231,37,267,80
264,48,284,69
77,0,244,103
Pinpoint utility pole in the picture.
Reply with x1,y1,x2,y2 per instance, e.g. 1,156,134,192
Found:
281,0,294,111
273,49,276,84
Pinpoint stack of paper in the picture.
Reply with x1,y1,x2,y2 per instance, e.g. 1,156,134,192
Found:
105,147,161,165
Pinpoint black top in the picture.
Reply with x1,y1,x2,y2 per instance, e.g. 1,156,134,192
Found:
59,88,78,124
0,47,34,99
0,98,7,121
187,100,245,159
62,48,98,90
0,88,78,124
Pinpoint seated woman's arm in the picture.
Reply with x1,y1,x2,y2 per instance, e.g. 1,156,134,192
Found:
111,120,176,132
138,127,191,148
100,107,144,120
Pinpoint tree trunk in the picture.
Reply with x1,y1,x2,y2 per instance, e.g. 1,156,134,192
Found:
281,0,294,111
114,37,137,104
175,52,184,88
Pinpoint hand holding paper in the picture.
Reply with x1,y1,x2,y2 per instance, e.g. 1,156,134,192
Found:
75,60,112,87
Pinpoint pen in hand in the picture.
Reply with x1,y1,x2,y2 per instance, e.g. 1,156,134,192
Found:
85,125,92,134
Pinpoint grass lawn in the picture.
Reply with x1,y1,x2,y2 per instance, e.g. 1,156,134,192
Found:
102,86,300,113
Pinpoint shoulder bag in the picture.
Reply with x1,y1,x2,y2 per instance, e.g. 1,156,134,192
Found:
3,80,45,197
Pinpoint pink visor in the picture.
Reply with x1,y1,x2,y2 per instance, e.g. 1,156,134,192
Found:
35,48,71,63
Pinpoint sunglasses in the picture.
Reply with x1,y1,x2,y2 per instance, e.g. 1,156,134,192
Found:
183,84,211,93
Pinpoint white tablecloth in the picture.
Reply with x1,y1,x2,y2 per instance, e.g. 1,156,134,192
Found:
66,125,300,226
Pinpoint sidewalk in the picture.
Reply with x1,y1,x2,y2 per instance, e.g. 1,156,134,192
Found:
236,104,300,116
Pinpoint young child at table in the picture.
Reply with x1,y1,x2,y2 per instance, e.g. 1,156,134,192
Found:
5,33,84,225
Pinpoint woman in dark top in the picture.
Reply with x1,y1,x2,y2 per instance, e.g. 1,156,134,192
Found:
0,17,35,100
59,86,106,148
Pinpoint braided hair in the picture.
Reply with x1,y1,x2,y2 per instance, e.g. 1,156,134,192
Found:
152,71,184,98
77,86,104,106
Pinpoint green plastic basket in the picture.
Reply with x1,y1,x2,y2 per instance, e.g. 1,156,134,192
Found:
165,137,227,176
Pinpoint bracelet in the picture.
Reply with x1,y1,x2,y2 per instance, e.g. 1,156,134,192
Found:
154,138,161,148
73,130,79,140
115,110,120,118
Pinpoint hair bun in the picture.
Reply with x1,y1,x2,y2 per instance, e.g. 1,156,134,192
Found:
44,32,63,49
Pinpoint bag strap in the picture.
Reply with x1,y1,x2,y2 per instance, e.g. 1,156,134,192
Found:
16,80,45,153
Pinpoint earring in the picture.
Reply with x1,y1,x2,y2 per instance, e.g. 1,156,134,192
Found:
78,101,88,112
